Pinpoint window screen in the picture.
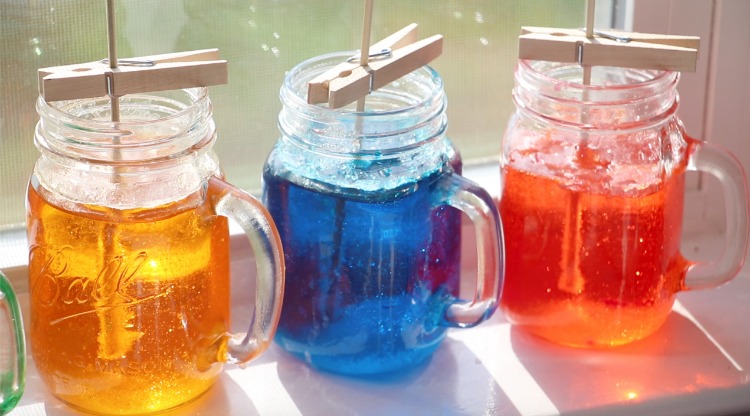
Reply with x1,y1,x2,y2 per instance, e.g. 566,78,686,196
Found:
0,0,585,229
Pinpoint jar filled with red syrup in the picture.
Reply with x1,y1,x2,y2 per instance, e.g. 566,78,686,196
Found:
499,60,749,347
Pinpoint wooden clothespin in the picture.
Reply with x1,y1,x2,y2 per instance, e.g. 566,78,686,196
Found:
519,26,700,72
308,23,443,109
38,49,228,102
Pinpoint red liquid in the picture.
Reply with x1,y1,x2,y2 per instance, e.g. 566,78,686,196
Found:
499,134,692,347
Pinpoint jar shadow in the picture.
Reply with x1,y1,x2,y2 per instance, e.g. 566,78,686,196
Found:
272,335,515,416
509,309,747,415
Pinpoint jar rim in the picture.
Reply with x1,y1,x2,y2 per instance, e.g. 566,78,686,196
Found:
34,87,216,166
518,59,678,93
36,87,209,134
512,60,681,130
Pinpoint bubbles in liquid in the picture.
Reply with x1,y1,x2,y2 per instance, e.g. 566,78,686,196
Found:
264,166,460,374
27,182,230,414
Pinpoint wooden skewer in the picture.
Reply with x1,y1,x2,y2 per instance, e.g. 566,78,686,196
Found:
330,0,376,307
106,0,120,122
100,0,126,362
582,0,595,85
356,0,375,113
558,0,597,296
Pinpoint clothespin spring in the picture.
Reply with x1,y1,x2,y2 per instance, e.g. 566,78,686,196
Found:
100,58,156,67
104,72,116,100
345,48,394,95
346,48,393,64
574,30,634,66
593,30,631,43
101,59,158,98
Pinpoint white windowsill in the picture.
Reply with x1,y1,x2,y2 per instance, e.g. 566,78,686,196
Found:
6,161,749,416
9,228,750,416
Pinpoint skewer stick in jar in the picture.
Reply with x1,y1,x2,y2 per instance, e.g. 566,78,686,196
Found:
558,0,596,295
106,0,120,122
356,0,375,113
515,1,700,295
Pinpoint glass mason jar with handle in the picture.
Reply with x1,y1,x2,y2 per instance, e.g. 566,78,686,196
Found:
28,88,285,414
499,60,749,347
0,271,24,416
263,52,504,376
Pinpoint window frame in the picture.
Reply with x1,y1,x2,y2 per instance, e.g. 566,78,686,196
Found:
627,0,750,236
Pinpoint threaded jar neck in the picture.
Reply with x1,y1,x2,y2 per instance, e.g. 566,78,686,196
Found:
278,51,448,160
270,51,455,195
513,60,679,131
35,88,215,165
33,88,220,210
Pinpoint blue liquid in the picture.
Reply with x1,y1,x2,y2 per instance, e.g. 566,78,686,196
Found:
263,166,461,376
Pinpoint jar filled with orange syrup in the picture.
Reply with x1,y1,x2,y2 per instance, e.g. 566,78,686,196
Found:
27,88,285,414
499,60,749,348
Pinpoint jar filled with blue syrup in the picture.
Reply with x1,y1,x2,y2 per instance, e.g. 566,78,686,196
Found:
263,52,504,376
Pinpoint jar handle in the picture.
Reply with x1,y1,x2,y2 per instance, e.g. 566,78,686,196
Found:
438,174,504,327
0,272,25,413
684,139,750,290
207,177,285,364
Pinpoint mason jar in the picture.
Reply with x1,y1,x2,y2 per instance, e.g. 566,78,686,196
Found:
28,88,284,414
499,60,749,347
263,52,504,376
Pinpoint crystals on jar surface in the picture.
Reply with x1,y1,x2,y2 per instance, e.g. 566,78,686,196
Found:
503,123,687,197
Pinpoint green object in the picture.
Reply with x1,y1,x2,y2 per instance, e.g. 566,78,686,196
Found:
0,272,25,415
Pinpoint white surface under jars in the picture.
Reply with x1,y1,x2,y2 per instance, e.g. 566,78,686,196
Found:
6,227,750,416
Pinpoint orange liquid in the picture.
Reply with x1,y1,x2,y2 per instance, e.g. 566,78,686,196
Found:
27,178,230,414
499,136,691,347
